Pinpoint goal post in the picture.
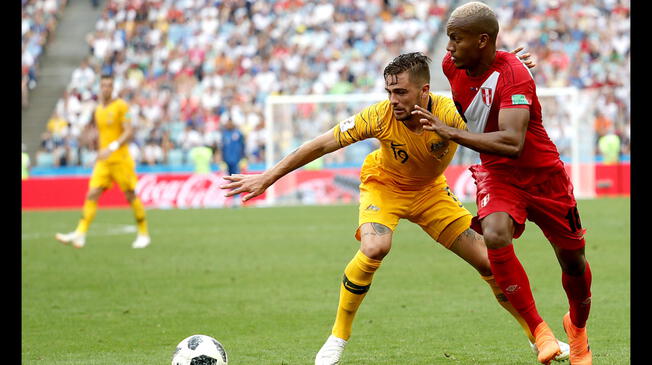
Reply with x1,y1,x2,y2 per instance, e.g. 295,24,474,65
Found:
263,88,595,206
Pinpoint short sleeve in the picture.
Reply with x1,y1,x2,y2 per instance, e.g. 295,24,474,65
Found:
499,61,535,110
119,99,132,124
433,95,467,131
332,101,388,147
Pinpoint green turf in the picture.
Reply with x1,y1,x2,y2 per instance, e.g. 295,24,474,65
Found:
22,197,630,364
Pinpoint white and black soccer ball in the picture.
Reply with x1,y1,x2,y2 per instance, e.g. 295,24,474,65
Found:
171,334,228,365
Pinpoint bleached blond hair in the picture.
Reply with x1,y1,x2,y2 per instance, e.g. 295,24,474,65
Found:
447,1,499,39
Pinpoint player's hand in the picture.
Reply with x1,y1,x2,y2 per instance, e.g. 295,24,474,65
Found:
96,148,112,161
412,105,454,141
220,173,270,202
510,46,536,69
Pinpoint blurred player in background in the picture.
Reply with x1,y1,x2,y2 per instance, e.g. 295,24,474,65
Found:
221,51,568,365
55,74,151,249
220,118,246,176
416,2,593,364
220,117,246,206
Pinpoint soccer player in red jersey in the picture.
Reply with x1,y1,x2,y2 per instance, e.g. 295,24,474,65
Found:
414,2,593,365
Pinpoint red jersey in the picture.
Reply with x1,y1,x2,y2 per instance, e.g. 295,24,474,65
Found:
442,51,562,170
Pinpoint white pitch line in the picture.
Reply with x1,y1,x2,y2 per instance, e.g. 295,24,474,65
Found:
21,223,136,241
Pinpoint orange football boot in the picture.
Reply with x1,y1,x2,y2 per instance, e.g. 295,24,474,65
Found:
533,321,562,364
563,312,592,365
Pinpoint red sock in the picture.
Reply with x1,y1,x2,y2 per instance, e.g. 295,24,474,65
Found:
562,260,592,328
487,244,543,335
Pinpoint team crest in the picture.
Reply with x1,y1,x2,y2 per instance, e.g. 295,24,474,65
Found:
429,141,449,159
481,86,493,106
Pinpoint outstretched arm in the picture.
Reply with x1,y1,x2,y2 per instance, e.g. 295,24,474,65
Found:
220,129,342,202
414,105,529,158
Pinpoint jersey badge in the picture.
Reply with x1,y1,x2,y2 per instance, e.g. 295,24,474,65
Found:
481,86,494,106
511,94,530,105
429,141,449,159
339,116,355,132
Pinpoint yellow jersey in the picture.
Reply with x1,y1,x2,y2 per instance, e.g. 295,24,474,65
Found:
94,98,132,163
333,93,466,188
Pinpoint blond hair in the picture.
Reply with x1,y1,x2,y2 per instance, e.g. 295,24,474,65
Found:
447,1,499,40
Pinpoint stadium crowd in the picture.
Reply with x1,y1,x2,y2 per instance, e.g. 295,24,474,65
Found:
30,0,630,170
22,0,68,109
494,0,630,161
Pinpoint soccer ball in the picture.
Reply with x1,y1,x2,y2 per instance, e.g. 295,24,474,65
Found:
171,334,228,365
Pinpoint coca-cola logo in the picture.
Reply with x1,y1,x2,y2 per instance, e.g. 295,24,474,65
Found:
136,173,231,208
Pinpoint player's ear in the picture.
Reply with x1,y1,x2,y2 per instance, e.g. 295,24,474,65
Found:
478,33,489,49
421,83,430,102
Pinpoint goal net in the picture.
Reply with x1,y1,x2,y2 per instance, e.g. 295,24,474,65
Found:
264,88,595,206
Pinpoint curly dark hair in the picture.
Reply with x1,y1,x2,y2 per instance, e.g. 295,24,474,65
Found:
383,52,431,85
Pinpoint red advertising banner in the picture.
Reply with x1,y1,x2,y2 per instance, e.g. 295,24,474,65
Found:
21,163,629,210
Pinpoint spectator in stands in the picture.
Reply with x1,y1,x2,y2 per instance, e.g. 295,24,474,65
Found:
142,138,164,166
70,58,97,92
22,0,67,99
22,144,31,180
36,0,630,170
189,142,214,174
598,127,621,165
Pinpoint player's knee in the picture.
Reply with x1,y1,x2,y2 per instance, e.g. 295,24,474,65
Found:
360,240,391,261
124,190,136,202
481,227,511,249
556,248,587,276
86,188,103,201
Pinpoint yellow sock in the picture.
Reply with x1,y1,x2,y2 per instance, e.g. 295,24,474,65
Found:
482,275,535,343
331,250,382,340
130,198,148,235
75,200,98,234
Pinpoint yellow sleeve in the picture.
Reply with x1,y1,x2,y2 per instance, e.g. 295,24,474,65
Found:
119,99,131,125
432,95,467,131
332,101,388,148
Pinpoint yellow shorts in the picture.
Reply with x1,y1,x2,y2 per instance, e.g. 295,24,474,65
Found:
89,159,138,192
356,168,472,249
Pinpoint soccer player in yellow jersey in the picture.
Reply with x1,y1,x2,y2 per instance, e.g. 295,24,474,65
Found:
220,52,568,364
55,74,151,249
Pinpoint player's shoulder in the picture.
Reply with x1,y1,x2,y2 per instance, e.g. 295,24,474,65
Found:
494,51,532,83
429,92,455,111
360,99,392,120
441,52,456,77
114,98,129,108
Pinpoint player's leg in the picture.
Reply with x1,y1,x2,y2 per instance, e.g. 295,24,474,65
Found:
531,182,592,365
481,212,561,364
55,162,110,247
55,187,103,248
553,245,592,364
447,224,569,360
316,172,400,365
315,223,390,365
333,222,391,338
414,179,566,361
469,165,561,364
116,161,151,248
124,189,151,248
447,225,534,342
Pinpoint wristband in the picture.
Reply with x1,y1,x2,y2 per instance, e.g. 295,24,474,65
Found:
108,141,120,152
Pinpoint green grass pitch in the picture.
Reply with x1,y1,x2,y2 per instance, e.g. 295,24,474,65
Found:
22,197,630,364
